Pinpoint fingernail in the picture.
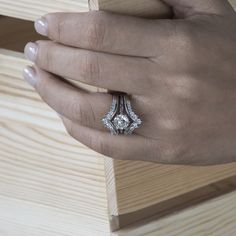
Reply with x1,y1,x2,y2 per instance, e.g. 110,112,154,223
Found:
24,42,38,62
23,66,37,87
34,17,48,36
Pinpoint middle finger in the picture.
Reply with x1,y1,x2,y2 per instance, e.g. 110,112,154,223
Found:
24,40,153,95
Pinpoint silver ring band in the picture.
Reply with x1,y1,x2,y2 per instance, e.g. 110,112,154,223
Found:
102,92,142,135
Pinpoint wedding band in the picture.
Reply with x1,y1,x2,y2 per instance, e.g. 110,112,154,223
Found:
102,92,142,135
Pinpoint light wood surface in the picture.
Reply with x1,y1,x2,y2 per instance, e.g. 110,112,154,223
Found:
108,160,236,216
0,195,110,236
114,190,236,236
0,49,111,235
0,0,88,21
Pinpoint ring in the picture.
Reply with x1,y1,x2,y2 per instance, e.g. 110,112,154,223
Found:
102,92,142,135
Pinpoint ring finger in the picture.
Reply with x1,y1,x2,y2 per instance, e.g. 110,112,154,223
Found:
23,66,143,133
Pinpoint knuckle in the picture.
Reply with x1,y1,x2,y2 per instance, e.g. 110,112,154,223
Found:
36,72,53,100
36,41,54,69
81,53,101,84
69,96,94,127
55,15,66,41
70,97,86,123
45,13,66,41
87,11,107,50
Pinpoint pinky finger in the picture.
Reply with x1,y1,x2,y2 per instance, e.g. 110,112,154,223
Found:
60,116,160,162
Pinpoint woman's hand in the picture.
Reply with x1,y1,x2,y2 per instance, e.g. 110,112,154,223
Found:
23,0,236,165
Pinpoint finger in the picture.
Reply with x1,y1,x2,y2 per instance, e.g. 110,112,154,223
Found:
23,65,114,131
60,116,162,162
163,0,234,17
34,11,176,57
24,40,153,95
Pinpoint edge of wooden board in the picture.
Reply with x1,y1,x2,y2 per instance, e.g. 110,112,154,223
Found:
111,174,236,231
113,187,236,235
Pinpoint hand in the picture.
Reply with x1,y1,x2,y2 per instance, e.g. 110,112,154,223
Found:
23,0,236,165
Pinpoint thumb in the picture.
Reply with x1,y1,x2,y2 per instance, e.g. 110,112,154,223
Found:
162,0,234,18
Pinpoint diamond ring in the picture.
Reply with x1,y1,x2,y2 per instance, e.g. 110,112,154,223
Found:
102,92,142,135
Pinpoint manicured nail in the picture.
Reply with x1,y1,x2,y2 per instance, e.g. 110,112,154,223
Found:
24,42,38,62
34,17,48,36
23,66,37,87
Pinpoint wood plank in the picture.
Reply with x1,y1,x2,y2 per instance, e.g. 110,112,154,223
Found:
0,0,88,21
0,195,110,236
114,190,236,236
0,49,111,235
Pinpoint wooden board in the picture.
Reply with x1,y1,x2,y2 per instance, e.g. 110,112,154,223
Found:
0,49,111,235
114,189,236,236
0,0,88,21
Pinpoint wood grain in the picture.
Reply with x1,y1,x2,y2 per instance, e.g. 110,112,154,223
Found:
0,49,111,235
0,195,110,236
0,0,88,21
114,190,236,236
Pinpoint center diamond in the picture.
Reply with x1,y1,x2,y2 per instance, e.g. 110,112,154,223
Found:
113,114,130,130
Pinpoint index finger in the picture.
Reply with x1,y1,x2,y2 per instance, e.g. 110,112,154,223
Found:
34,11,176,57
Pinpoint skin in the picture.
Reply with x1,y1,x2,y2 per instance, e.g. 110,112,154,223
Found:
23,0,236,165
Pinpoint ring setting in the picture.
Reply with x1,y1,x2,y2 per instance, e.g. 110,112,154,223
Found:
102,93,142,135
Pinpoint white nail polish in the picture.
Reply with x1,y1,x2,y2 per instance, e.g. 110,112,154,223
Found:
23,66,37,87
34,17,48,36
24,42,38,62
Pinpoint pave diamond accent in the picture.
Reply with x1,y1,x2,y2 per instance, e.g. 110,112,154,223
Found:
124,98,142,135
